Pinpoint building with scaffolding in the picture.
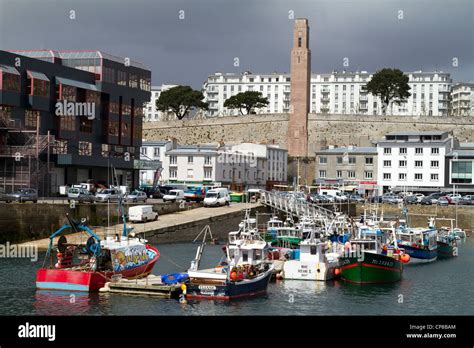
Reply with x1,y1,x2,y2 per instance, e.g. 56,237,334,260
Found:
0,50,151,196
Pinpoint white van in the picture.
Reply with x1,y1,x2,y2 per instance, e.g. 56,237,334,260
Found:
203,188,230,207
162,189,185,202
128,205,158,223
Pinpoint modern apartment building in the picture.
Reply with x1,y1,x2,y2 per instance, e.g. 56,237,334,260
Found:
314,146,378,196
376,131,453,193
445,142,474,192
451,83,474,116
159,142,288,190
202,70,452,117
0,49,151,194
143,84,177,122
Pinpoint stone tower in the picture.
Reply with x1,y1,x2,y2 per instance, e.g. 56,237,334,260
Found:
288,18,311,157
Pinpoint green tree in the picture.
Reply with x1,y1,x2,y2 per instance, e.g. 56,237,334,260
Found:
365,68,411,115
224,91,269,115
156,85,208,120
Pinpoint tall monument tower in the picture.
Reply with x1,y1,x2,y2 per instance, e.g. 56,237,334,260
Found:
288,18,311,157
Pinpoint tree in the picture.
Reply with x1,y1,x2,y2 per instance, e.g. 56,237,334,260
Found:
365,68,411,115
156,85,208,120
223,91,269,115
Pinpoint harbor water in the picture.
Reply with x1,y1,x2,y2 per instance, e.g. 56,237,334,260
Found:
0,238,473,316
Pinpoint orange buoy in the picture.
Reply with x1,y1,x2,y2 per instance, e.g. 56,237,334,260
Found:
382,245,388,251
230,271,237,281
334,268,341,276
400,253,411,263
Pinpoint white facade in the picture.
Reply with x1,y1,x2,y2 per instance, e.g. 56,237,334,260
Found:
139,140,171,185
451,83,474,116
376,131,453,193
143,84,178,122
202,71,452,117
159,143,288,189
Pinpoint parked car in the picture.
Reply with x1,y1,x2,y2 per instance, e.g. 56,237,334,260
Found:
421,192,446,205
125,190,147,203
413,193,425,203
141,186,164,199
95,188,121,202
7,188,38,203
203,188,230,207
437,196,449,206
349,194,365,203
381,193,402,204
460,195,474,205
446,193,462,204
67,187,95,203
184,187,206,202
309,194,330,204
404,195,418,204
163,189,185,203
369,195,383,203
320,194,335,203
128,205,158,223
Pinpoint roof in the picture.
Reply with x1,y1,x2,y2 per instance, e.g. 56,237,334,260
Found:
316,147,377,155
166,145,219,155
0,64,20,75
9,50,149,70
386,131,447,136
142,140,171,146
446,149,474,158
27,70,49,81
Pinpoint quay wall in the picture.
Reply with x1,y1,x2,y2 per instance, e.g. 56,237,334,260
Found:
143,114,474,151
355,204,474,232
0,202,200,244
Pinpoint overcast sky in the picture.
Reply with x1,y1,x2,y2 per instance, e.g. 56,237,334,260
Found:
1,0,472,88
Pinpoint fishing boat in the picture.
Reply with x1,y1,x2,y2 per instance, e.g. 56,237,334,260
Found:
395,225,438,263
36,199,160,292
262,215,283,243
282,228,340,281
185,223,273,301
434,219,459,259
340,226,409,284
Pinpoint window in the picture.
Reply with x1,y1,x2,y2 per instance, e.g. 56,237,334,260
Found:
364,171,373,179
383,160,391,167
399,148,407,155
414,173,423,181
78,141,92,156
451,161,472,184
348,171,355,179
431,174,439,181
109,102,120,114
31,79,49,97
53,140,68,155
399,173,407,181
25,110,40,128
319,156,327,164
122,104,131,116
254,249,262,261
120,121,131,138
348,157,356,164
319,170,326,178
108,121,119,136
365,157,373,165
60,85,76,102
415,148,423,155
188,156,193,164
399,160,407,168
310,246,317,255
383,173,391,180
431,160,439,168
383,148,391,155
153,147,160,157
187,169,194,179
117,70,127,86
336,170,342,178
415,160,423,168
1,72,20,92
204,169,212,179
103,67,116,83
59,116,76,131
242,251,248,262
205,156,212,165
79,118,93,133
169,169,177,178
169,156,177,165
222,170,225,179
101,144,110,157
431,147,439,155
336,157,343,164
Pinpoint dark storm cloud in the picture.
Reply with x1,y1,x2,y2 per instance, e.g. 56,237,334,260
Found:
0,0,472,88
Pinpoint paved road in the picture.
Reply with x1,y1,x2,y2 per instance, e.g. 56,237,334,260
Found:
17,202,261,250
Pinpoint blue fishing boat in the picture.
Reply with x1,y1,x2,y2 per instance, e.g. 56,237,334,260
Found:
395,227,438,263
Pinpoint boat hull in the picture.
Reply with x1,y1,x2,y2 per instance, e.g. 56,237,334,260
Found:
186,268,273,300
340,252,403,284
400,244,437,263
283,260,339,281
436,241,457,259
36,245,160,292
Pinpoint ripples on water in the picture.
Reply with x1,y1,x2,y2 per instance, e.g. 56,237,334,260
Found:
0,238,472,315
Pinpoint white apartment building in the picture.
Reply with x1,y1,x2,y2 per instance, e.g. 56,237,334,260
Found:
376,131,453,193
143,84,178,122
160,142,288,190
138,140,172,185
451,83,474,116
202,70,452,117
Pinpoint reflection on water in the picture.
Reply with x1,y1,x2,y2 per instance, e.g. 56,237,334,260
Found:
0,238,473,315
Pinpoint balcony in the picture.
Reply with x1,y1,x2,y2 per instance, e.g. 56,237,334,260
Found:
321,97,330,102
321,90,330,94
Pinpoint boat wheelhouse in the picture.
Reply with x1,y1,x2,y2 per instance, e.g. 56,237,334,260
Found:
396,227,438,263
